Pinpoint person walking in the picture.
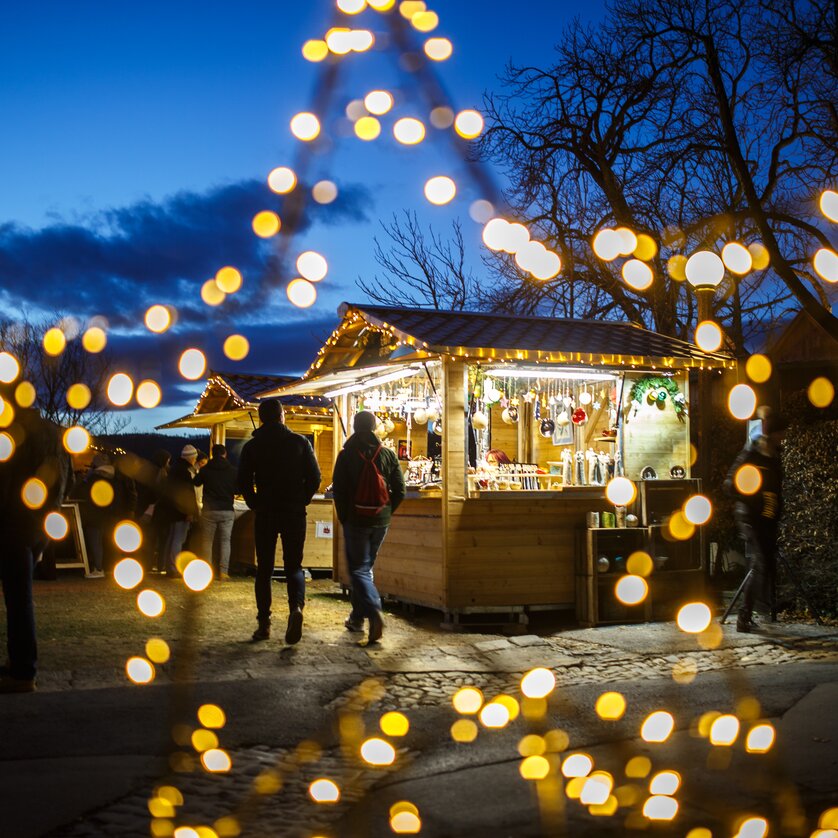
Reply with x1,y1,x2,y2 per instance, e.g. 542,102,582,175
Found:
159,444,200,578
0,399,70,693
725,406,784,633
331,410,406,645
238,399,320,644
194,444,237,581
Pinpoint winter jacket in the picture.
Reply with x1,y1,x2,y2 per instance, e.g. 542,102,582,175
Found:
0,407,71,547
332,430,406,528
237,422,321,512
157,457,200,523
724,437,783,528
78,464,133,528
194,456,237,511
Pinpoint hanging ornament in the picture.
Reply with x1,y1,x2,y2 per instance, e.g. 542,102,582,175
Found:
507,405,519,422
413,408,428,425
426,405,440,422
572,408,588,425
579,386,592,406
501,408,513,424
472,411,488,430
557,409,570,426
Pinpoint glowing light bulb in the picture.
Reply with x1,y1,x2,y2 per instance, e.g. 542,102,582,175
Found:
126,656,155,684
615,227,637,256
820,188,838,222
308,778,340,803
814,248,838,283
695,320,723,352
622,259,654,291
722,242,752,274
592,229,621,261
641,711,674,743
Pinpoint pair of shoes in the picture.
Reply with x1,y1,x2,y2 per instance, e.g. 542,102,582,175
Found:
286,608,304,645
85,570,105,579
344,617,364,633
367,610,384,645
0,675,36,694
219,573,231,582
252,621,271,641
736,613,758,633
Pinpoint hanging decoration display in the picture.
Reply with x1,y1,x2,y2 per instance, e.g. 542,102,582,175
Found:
627,376,687,421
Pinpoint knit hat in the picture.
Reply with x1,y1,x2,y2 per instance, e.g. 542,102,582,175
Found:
181,444,198,458
353,410,377,433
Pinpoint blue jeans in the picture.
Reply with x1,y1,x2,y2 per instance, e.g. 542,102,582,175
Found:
0,533,37,679
198,509,235,574
163,520,190,575
343,524,388,622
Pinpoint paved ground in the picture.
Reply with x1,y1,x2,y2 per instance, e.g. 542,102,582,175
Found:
1,576,837,837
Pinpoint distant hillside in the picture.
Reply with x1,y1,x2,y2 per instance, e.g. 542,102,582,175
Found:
97,432,248,465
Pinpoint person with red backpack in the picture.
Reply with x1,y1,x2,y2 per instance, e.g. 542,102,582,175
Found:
331,410,406,645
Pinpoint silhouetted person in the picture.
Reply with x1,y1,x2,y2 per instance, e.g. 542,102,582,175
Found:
238,399,320,644
0,400,70,693
332,410,405,645
194,444,237,580
159,444,199,577
136,449,171,572
725,407,784,633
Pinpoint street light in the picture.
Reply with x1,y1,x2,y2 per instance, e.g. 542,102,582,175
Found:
685,251,725,322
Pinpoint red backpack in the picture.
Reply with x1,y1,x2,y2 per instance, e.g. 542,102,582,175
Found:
354,445,390,516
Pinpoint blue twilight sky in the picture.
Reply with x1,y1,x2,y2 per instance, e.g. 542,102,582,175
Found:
0,0,606,431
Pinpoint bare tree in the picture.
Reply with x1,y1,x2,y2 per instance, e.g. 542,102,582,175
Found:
0,314,129,434
357,211,481,310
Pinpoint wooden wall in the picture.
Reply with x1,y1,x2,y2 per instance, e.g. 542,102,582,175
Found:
489,403,519,460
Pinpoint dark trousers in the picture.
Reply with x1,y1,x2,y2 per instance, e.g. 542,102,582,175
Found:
737,517,777,618
254,508,307,623
1,534,37,679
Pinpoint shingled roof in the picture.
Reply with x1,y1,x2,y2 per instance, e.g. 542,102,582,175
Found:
207,371,331,409
341,304,730,364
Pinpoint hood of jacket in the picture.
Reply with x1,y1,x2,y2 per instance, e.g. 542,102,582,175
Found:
343,430,382,457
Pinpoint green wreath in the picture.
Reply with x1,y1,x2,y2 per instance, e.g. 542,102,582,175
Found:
628,376,687,421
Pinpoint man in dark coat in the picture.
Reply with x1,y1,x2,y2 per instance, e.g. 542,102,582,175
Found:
331,410,406,645
725,407,784,633
159,444,199,577
238,399,320,644
194,444,238,580
0,399,70,693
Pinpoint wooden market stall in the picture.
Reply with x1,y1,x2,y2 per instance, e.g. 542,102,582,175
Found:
265,305,735,625
158,370,335,570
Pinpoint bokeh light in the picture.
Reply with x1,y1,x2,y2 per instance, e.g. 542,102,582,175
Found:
626,551,653,577
198,704,226,728
808,376,835,408
643,795,678,821
734,463,762,494
649,771,681,795
297,251,328,282
633,234,658,261
667,254,687,281
745,354,772,383
312,180,338,204
622,259,654,291
202,749,232,773
734,816,768,838
252,211,281,238
625,756,652,778
302,39,329,62
0,397,13,428
685,250,725,286
820,189,838,222
745,723,776,753
683,494,712,525
605,476,636,506
287,278,317,308
380,711,409,736
0,432,15,462
391,810,422,834
722,242,753,274
290,112,320,141
479,702,511,728
81,326,106,354
126,656,155,684
179,349,207,381
399,1,425,18
695,320,723,352
424,37,453,60
452,686,483,714
748,242,770,270
728,383,757,419
518,734,546,756
424,176,456,205
641,711,674,743
592,229,621,261
676,602,712,633
615,227,637,256
411,9,438,31
115,520,142,552
360,737,396,766
393,117,426,145
63,426,90,454
337,0,366,14
43,327,66,356
183,559,213,592
814,248,838,282
667,510,696,541
561,753,593,778
521,667,556,699
216,266,243,293
267,166,297,194
580,772,612,805
137,589,165,618
429,105,455,128
0,352,20,383
201,279,226,306
595,691,626,720
136,380,162,409
114,558,144,590
709,714,740,745
145,305,172,333
354,115,381,140
107,373,134,407
15,381,36,408
44,511,69,539
223,335,250,362
192,729,219,752
90,479,114,507
615,575,648,605
67,383,92,410
365,90,393,114
520,755,550,780
450,719,478,742
22,478,47,509
308,778,340,803
454,109,483,139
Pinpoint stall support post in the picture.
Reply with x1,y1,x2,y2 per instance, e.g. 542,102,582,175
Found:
211,422,226,446
441,358,468,607
331,395,349,580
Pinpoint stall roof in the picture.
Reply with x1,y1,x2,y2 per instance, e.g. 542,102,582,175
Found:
260,304,733,397
157,371,331,431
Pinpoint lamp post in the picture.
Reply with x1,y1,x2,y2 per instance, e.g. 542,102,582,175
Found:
685,250,725,323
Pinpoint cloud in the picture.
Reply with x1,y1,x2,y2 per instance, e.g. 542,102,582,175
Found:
0,177,371,323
